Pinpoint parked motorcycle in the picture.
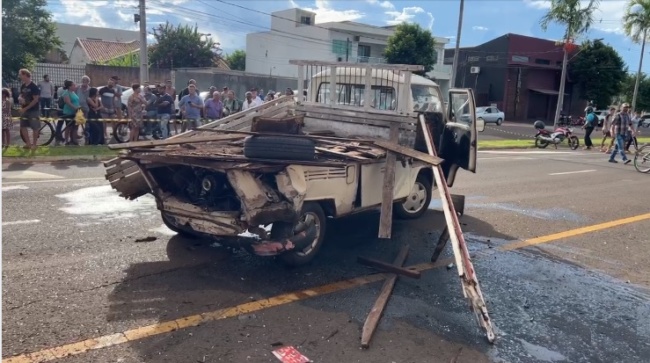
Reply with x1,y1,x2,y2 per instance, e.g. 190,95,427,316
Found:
533,120,580,150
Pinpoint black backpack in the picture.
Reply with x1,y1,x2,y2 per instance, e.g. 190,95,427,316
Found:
57,91,66,109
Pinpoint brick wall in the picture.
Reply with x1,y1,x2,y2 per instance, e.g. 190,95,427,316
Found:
84,65,171,86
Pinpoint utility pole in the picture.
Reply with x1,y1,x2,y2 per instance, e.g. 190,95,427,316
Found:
138,0,148,83
450,0,465,89
553,40,569,128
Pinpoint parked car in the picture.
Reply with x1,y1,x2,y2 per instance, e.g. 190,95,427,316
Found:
593,110,608,127
641,114,650,128
475,106,504,125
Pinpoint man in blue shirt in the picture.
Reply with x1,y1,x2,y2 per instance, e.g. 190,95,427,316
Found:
178,84,203,132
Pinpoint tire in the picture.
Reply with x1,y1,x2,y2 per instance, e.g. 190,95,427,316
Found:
114,123,130,143
634,146,650,173
394,174,432,219
21,120,55,146
244,136,315,161
161,212,200,239
535,137,550,149
272,202,326,267
496,118,503,126
568,136,579,150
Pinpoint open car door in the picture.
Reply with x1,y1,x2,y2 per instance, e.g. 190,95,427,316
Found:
438,88,481,186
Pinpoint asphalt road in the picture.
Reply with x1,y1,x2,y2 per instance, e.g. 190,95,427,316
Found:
2,151,649,363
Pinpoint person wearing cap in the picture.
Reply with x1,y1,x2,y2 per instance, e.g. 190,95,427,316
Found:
205,86,217,101
223,90,241,116
609,103,633,164
178,79,198,102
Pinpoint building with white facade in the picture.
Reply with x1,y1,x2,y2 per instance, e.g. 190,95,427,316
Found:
246,8,452,94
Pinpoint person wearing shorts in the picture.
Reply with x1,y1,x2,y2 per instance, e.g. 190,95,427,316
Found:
601,107,616,152
18,68,41,150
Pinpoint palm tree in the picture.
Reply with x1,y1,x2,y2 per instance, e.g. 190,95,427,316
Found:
624,0,650,112
540,0,600,127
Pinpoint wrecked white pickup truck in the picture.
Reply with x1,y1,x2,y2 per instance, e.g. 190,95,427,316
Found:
105,60,485,267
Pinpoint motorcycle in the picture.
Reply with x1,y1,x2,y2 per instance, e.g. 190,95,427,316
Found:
533,120,580,150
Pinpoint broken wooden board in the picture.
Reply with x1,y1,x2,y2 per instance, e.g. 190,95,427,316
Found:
356,255,421,279
372,139,443,166
418,115,496,343
378,124,399,239
361,244,410,349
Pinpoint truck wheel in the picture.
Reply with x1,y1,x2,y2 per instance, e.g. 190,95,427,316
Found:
244,136,315,161
394,174,432,219
161,212,200,239
272,202,326,267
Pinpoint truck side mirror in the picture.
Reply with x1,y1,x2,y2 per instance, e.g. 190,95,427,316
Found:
476,118,486,132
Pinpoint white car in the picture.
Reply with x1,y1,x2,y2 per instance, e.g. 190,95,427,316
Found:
593,110,608,127
476,106,504,125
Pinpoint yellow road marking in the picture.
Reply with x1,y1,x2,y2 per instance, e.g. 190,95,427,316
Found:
4,212,650,363
500,212,650,251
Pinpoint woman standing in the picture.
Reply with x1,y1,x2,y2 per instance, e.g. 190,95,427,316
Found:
61,80,82,146
127,84,146,142
86,87,104,145
2,88,13,148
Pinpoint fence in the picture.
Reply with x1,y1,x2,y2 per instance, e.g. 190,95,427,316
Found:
85,64,171,86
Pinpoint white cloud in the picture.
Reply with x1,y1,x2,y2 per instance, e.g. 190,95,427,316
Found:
289,0,365,23
426,12,434,31
52,0,110,27
367,0,395,9
386,6,425,25
472,26,489,31
522,0,628,35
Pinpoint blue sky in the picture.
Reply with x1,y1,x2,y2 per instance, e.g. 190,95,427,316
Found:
47,0,648,73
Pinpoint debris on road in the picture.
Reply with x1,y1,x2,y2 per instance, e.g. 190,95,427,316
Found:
272,346,312,363
360,244,410,349
134,236,157,243
357,253,421,279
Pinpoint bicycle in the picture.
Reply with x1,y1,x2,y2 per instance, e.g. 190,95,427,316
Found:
20,108,85,147
632,143,650,174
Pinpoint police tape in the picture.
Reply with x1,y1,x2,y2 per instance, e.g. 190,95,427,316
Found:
9,116,221,123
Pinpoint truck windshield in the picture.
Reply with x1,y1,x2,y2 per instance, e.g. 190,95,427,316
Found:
316,82,396,110
412,85,442,112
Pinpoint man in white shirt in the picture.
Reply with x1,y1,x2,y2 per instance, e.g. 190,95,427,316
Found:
38,74,55,116
242,91,257,111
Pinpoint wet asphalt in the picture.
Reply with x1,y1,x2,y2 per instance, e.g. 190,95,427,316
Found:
2,150,649,363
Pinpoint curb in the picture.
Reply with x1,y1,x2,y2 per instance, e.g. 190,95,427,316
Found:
478,146,535,150
2,154,115,163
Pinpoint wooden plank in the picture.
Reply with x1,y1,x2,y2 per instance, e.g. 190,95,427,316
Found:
295,104,416,124
104,157,124,168
108,134,244,150
288,59,424,72
360,244,410,349
378,124,399,239
356,254,420,279
372,139,443,166
108,164,140,182
314,146,368,161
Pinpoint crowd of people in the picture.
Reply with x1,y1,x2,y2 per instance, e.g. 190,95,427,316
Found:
1,68,297,148
583,102,642,164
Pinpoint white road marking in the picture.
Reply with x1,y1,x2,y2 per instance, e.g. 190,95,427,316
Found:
479,150,576,155
2,177,105,185
479,156,535,160
2,185,29,191
549,169,596,176
2,170,64,180
2,219,41,226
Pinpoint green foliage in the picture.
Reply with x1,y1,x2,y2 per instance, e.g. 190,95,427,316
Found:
102,52,140,67
623,0,650,43
569,39,627,108
225,50,246,71
618,72,650,111
384,23,437,75
149,22,221,68
540,0,600,40
2,0,62,82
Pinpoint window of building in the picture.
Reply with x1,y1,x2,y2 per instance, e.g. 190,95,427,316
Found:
358,45,371,57
535,58,551,65
332,39,352,56
468,56,480,62
486,55,498,62
300,16,311,25
444,57,454,64
512,55,529,62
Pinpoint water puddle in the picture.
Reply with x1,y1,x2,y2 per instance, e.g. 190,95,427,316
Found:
519,339,568,362
56,185,156,220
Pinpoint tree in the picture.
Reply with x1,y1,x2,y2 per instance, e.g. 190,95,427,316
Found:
617,72,650,110
149,22,221,69
569,39,626,108
384,23,437,75
623,0,650,112
540,0,599,126
225,50,246,71
2,0,62,82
